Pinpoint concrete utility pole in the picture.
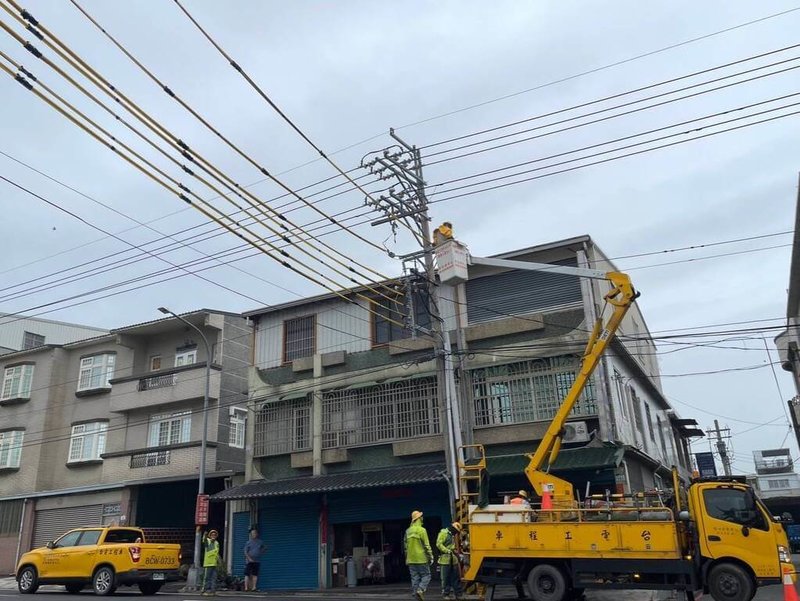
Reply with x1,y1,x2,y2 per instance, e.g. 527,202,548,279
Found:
707,419,733,476
361,130,464,505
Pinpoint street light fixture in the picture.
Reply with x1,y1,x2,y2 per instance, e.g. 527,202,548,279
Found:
158,307,211,590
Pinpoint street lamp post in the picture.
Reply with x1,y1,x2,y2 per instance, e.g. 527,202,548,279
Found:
158,307,211,590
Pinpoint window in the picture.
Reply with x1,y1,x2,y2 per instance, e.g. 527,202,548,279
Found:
657,416,669,459
103,529,142,544
612,369,628,419
150,355,162,371
0,430,23,468
54,531,82,548
77,354,115,392
283,315,316,362
148,411,191,447
703,487,768,530
630,387,647,451
22,332,44,350
77,530,102,546
1,365,34,401
175,349,197,367
372,287,431,345
229,408,246,449
0,500,23,535
254,398,311,456
644,403,656,443
768,479,791,489
68,422,107,462
471,356,596,427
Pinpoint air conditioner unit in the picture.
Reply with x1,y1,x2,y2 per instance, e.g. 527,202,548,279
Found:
562,421,590,443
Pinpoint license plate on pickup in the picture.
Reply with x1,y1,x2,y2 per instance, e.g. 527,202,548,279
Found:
152,573,165,581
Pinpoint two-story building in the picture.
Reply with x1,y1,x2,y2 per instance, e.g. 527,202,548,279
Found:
214,235,701,590
0,309,250,576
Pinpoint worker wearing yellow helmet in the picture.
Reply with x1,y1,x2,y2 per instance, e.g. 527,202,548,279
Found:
404,510,433,601
436,522,464,600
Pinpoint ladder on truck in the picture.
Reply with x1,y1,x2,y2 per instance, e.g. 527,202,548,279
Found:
456,445,487,599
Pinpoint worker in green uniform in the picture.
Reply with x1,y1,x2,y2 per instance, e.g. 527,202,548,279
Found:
436,522,463,600
201,529,220,596
404,510,433,601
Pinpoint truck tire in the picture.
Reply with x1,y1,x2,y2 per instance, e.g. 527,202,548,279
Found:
708,563,754,601
527,564,568,601
17,566,39,594
138,583,162,596
65,584,84,594
93,566,117,596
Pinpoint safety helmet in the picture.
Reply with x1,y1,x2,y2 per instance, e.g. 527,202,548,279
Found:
451,522,462,532
411,510,423,521
208,529,218,536
517,490,528,499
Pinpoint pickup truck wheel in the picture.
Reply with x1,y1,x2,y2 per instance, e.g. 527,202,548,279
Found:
138,583,162,596
65,584,84,594
18,566,39,594
527,564,568,601
708,563,754,601
93,566,117,596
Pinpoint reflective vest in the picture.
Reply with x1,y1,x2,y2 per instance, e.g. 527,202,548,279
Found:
203,539,220,568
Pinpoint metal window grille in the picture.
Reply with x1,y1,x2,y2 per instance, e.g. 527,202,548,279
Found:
130,450,170,468
284,315,315,362
0,500,23,536
22,331,45,350
253,397,312,457
471,356,597,427
322,377,440,449
138,373,177,391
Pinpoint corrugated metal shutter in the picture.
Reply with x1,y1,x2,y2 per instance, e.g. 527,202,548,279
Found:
327,483,450,524
32,505,103,549
231,512,250,578
258,496,318,589
466,258,582,324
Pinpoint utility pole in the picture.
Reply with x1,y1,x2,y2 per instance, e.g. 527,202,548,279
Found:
361,130,464,505
707,419,733,476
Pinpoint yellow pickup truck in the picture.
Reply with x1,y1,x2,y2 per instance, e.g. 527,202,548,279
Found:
16,526,181,596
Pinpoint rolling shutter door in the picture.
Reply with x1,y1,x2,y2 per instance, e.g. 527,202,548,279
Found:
466,258,582,324
258,496,318,589
32,505,103,549
231,511,250,578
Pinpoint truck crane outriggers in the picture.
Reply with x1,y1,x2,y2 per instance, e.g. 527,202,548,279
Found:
448,242,794,601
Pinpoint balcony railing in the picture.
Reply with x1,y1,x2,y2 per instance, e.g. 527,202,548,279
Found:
129,450,170,468
138,374,177,391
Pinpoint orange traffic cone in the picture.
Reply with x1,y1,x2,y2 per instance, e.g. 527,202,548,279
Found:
783,566,798,601
541,490,553,510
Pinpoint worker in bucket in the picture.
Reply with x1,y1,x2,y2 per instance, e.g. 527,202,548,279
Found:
436,522,464,600
509,490,531,507
404,510,433,601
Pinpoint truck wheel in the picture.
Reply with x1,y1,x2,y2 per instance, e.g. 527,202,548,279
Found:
65,584,84,594
138,583,162,596
18,566,39,594
527,564,568,601
93,566,117,596
708,563,754,601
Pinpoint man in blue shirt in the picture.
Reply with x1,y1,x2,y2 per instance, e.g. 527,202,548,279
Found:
243,528,266,591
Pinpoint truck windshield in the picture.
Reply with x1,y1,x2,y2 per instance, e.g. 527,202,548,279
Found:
703,487,768,531
102,529,143,544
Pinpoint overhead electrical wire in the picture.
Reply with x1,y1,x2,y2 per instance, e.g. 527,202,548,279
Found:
166,0,392,223
0,21,409,325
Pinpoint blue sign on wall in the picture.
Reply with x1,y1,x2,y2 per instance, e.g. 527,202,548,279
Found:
695,452,717,478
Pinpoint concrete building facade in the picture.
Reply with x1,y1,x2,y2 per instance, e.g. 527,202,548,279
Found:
0,310,250,576
215,236,702,590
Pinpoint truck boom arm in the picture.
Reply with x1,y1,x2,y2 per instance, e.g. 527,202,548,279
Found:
524,271,638,503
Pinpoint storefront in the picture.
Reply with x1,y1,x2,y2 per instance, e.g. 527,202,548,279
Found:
215,464,450,590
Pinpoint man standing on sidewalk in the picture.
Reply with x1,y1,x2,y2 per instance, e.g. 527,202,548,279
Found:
404,510,433,601
201,529,220,596
243,528,266,592
436,522,463,600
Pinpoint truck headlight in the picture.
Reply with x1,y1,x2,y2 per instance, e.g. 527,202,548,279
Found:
778,545,791,563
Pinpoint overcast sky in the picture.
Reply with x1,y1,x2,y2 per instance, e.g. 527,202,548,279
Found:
1,1,798,472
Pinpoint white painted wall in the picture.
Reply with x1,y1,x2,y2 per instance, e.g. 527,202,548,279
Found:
0,314,107,352
253,298,372,369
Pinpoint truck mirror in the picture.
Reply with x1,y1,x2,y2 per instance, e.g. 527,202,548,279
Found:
678,511,691,521
741,526,750,537
46,541,55,549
